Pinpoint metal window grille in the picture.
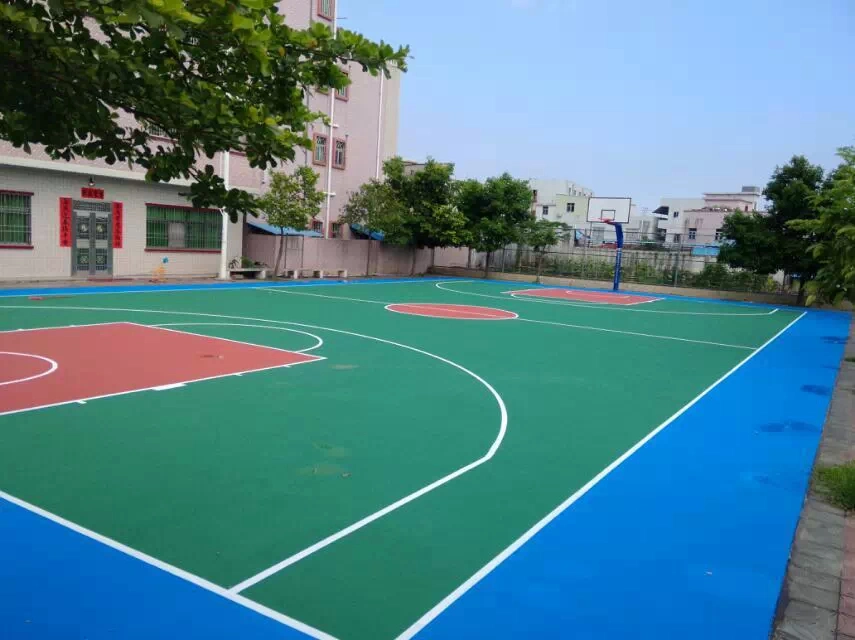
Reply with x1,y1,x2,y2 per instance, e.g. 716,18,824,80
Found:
143,121,170,138
714,229,723,241
331,222,341,237
314,136,327,163
0,192,32,245
146,205,221,249
336,84,348,100
688,228,697,241
311,220,323,233
334,140,346,168
319,0,332,17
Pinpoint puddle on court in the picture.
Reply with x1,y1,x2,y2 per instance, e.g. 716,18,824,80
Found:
757,420,819,433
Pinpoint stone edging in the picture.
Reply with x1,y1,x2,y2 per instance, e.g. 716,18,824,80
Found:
773,319,855,640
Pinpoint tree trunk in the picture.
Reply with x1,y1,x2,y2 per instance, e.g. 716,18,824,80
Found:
467,247,472,269
483,251,491,278
410,246,417,276
796,276,808,306
365,238,372,277
274,231,286,276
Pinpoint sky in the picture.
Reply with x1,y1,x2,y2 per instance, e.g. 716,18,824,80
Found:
343,0,854,210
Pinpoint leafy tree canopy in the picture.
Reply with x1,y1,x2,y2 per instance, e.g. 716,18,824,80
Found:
719,155,824,295
458,173,533,255
0,0,408,219
340,178,410,245
791,147,855,305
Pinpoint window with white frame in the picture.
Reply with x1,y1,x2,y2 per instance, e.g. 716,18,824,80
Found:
313,134,328,165
714,229,723,241
688,228,697,240
566,202,575,213
541,205,549,217
317,0,333,19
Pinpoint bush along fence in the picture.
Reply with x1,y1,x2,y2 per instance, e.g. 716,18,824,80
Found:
440,234,794,297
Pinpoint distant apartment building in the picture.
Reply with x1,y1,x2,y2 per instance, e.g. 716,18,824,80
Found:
530,179,594,227
0,0,400,279
654,186,763,244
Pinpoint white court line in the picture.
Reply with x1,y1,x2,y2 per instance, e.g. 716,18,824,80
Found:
131,322,323,357
0,490,338,640
151,323,325,354
436,281,781,316
517,318,755,350
0,321,128,333
396,310,808,639
0,322,325,418
268,288,388,305
152,383,186,391
269,287,753,348
0,303,507,634
0,352,58,386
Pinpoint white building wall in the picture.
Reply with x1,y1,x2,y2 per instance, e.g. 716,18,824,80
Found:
0,165,241,280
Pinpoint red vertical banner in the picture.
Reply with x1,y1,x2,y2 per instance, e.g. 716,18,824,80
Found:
112,201,123,249
59,197,72,247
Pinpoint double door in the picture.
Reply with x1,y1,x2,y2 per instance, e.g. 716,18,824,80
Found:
72,201,113,276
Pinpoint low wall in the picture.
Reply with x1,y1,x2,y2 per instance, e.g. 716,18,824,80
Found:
429,266,801,306
244,234,433,276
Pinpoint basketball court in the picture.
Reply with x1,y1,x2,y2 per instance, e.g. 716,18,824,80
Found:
0,277,848,640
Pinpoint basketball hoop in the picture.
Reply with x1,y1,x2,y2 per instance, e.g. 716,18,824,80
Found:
599,218,616,226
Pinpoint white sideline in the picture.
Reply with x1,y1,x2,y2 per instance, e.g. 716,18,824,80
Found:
436,281,781,316
0,490,338,640
151,323,325,353
395,310,807,639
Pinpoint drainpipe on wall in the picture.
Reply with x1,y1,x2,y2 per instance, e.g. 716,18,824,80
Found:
218,151,230,280
322,3,338,239
375,73,384,180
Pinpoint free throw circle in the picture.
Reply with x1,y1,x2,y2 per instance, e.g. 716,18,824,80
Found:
0,352,59,386
385,303,518,320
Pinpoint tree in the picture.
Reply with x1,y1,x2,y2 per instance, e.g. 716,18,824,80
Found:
340,179,408,277
718,155,824,303
382,157,467,274
790,147,855,306
457,173,533,276
0,0,407,218
258,167,324,276
519,219,566,281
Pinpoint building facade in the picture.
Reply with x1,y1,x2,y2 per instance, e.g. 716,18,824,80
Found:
654,186,762,244
530,179,594,226
0,0,400,280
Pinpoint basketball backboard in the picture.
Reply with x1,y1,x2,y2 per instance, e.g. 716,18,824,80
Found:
586,197,632,224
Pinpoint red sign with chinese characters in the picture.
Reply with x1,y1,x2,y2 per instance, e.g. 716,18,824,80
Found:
59,197,72,247
81,187,105,200
112,201,123,249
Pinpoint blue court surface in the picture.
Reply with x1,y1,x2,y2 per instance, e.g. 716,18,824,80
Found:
0,278,849,640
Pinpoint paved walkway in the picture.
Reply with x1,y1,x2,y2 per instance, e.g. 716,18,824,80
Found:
774,317,855,640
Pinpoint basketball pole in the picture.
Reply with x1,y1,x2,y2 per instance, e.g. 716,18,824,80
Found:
611,222,624,292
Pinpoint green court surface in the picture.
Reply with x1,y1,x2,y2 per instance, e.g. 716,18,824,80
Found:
0,279,802,639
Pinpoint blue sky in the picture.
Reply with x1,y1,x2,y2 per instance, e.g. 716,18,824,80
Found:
344,0,854,209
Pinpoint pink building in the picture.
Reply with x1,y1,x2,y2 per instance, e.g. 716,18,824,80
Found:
655,186,763,244
0,0,401,280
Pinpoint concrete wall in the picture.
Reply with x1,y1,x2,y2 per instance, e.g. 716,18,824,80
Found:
0,165,241,279
245,233,434,276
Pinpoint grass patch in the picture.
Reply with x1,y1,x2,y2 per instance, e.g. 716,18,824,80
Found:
815,462,855,510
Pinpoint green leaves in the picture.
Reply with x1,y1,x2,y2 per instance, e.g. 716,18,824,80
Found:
0,0,408,216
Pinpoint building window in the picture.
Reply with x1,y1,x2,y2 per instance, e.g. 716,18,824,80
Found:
541,205,549,217
714,229,723,241
336,72,349,101
331,222,342,238
146,204,221,250
673,233,682,243
313,134,328,166
0,191,32,245
142,121,170,138
317,0,333,19
311,219,323,234
688,228,697,240
673,210,680,218
744,205,749,212
566,202,575,213
333,139,346,169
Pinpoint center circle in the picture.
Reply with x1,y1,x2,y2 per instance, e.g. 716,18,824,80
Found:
0,352,59,386
385,303,518,320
